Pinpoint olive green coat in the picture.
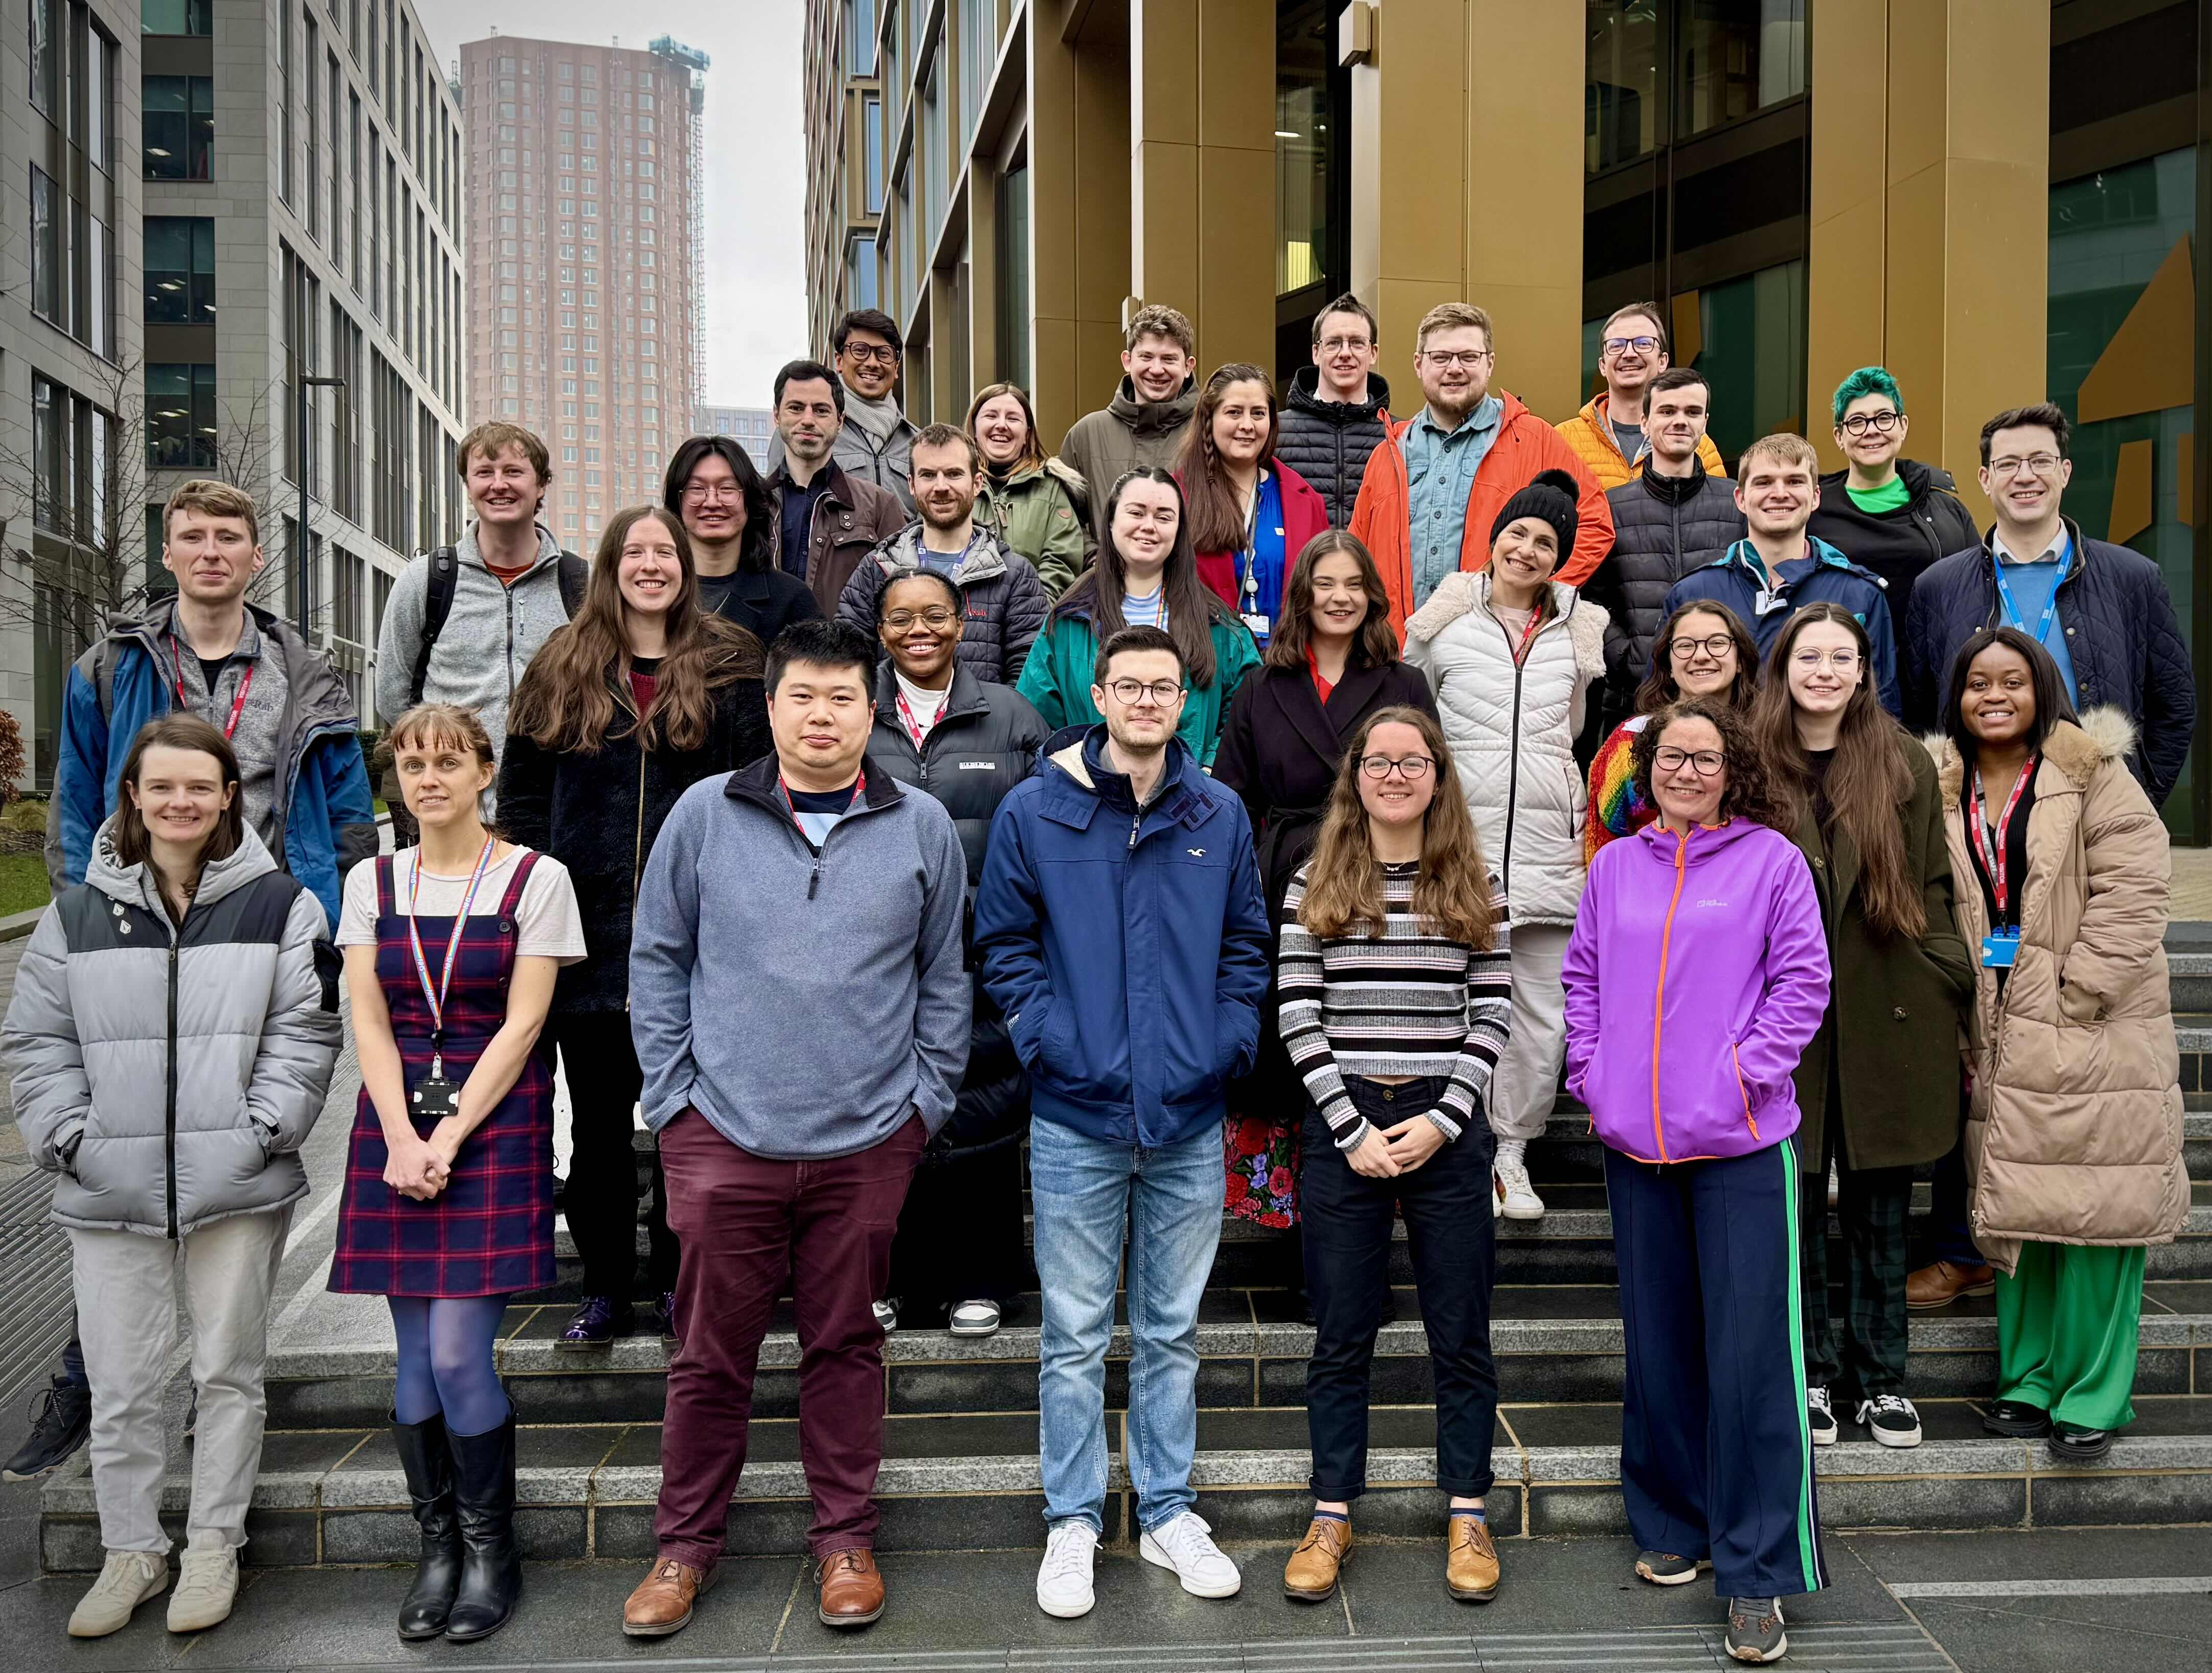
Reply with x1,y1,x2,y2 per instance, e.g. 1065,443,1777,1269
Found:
976,459,1092,600
1787,739,1975,1170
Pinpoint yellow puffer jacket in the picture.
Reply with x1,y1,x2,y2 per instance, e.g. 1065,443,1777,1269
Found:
1555,392,1727,491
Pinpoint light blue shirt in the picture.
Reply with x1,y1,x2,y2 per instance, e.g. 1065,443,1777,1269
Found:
1403,396,1504,607
1992,525,2079,706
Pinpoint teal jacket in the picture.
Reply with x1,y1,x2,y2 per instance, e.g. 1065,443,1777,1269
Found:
1015,597,1260,769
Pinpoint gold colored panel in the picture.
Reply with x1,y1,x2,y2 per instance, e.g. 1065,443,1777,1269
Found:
2078,237,2196,425
1195,0,1275,152
1672,291,1702,369
2109,436,2154,546
1130,0,1198,149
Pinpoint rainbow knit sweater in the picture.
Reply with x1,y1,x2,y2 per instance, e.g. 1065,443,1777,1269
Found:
1584,715,1656,864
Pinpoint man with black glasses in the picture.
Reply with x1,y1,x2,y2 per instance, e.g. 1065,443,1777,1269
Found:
766,310,918,510
1556,302,1726,491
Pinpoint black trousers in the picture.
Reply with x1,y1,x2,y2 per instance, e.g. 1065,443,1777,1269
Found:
887,1139,1030,1316
1799,1122,1913,1402
557,1011,676,1300
1300,1078,1499,1501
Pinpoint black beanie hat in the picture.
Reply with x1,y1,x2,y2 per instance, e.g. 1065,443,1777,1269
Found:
1489,468,1580,561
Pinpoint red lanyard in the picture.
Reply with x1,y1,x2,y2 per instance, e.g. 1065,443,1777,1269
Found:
776,769,865,830
893,687,939,749
1966,759,2035,915
169,633,253,741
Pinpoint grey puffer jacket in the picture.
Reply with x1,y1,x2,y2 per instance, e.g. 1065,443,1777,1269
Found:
836,525,1049,686
4,820,342,1238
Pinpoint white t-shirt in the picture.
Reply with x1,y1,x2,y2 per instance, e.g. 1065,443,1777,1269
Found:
337,845,587,965
893,667,953,741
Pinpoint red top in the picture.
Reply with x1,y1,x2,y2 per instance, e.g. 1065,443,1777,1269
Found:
627,669,658,715
1307,649,1334,705
483,553,535,586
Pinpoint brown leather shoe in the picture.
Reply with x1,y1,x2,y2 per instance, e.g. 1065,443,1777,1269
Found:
816,1547,885,1629
622,1556,717,1638
1446,1514,1500,1602
1282,1517,1352,1602
1906,1259,1995,1310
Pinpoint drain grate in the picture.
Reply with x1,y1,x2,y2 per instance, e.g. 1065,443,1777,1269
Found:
0,1164,73,1418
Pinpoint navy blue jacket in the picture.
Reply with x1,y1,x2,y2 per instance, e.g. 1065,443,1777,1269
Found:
975,726,1270,1148
1663,534,1902,716
1902,519,2195,807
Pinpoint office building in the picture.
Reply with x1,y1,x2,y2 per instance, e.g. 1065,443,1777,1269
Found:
802,0,2211,841
458,31,706,557
694,401,775,468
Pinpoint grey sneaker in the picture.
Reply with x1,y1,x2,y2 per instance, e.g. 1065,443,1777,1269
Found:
1634,1550,1710,1586
1725,1596,1788,1663
67,1551,169,1638
166,1534,238,1632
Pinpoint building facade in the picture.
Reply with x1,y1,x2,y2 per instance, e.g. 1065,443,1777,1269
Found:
801,0,2212,842
458,31,705,560
694,401,775,469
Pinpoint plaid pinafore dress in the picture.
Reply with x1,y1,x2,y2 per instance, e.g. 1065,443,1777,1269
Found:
329,850,558,1297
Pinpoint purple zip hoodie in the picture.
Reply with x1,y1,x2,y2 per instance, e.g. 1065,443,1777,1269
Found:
1562,816,1829,1164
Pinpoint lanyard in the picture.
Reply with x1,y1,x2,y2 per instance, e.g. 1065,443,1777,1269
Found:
776,769,865,831
1992,548,2065,649
169,633,253,741
1966,760,2034,917
404,834,498,1074
893,686,940,749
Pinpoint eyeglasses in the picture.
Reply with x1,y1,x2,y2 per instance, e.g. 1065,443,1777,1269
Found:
1421,349,1492,369
883,608,958,630
1840,410,1901,436
842,342,900,365
1359,754,1435,780
1318,335,1373,354
1668,633,1736,662
1105,678,1187,707
1653,747,1726,777
1988,453,2065,479
1603,335,1662,356
681,482,743,503
1791,648,1861,672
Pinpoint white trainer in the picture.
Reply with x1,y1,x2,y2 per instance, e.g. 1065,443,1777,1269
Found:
1036,1521,1099,1618
871,1298,899,1332
166,1533,239,1632
67,1550,169,1638
949,1298,1002,1337
1139,1511,1242,1598
1493,1154,1546,1220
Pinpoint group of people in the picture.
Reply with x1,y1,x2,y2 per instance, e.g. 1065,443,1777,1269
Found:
0,291,2193,1669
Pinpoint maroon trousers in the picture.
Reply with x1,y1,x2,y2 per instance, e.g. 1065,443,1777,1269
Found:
654,1109,925,1567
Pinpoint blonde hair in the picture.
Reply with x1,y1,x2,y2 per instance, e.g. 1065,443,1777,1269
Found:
1416,302,1494,356
162,479,260,545
1736,431,1819,485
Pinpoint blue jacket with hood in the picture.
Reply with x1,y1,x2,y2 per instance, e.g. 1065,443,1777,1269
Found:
1661,532,1902,716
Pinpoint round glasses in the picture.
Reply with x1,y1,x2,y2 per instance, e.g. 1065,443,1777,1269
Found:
1840,410,1901,436
1104,679,1186,707
1359,754,1435,780
1668,633,1736,662
1653,747,1726,777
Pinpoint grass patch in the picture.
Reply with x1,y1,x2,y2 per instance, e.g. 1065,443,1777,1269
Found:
0,852,51,917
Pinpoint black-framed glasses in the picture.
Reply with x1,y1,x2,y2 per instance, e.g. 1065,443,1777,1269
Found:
842,342,900,365
1603,335,1661,356
1105,678,1186,706
1668,633,1736,662
1840,410,1901,436
1359,754,1435,780
1653,747,1726,777
883,608,958,630
1989,453,2065,479
1421,348,1492,369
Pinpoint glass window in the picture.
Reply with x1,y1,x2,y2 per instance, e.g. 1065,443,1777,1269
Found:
145,216,215,322
1587,0,1660,172
864,92,883,214
143,74,213,179
141,0,212,35
995,164,1029,392
1275,0,1330,296
147,363,217,468
921,54,942,250
960,0,989,144
1678,0,1806,140
29,166,59,323
32,376,63,532
30,0,56,116
87,213,112,358
847,0,878,77
849,231,878,310
87,25,111,172
1686,259,1805,461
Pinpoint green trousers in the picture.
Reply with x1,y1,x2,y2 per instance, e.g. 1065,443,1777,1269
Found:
1993,1242,2147,1431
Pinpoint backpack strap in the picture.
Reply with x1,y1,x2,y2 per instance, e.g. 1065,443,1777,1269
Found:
406,547,460,706
556,552,588,617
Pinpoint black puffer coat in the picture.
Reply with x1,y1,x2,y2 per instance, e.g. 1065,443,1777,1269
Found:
1584,462,1746,723
836,526,1049,686
497,669,771,1015
1901,519,2196,806
1276,367,1393,529
1808,458,1979,637
868,663,1050,1154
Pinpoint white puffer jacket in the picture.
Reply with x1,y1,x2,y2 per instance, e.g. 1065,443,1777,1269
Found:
1405,573,1610,928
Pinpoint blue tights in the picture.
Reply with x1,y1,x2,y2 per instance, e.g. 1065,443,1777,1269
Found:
388,1295,513,1437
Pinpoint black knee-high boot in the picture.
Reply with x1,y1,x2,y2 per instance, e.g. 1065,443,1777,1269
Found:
389,1413,462,1640
443,1411,521,1642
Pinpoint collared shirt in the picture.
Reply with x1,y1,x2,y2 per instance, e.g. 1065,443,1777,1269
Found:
1403,396,1504,608
1991,524,2079,704
778,473,831,580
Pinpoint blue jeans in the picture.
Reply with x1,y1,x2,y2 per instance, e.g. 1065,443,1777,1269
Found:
1029,1116,1223,1535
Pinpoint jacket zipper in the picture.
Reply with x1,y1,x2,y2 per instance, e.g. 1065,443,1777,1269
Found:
1488,609,1532,892
1730,1040,1761,1142
1648,828,1689,1164
505,589,517,702
163,903,191,1238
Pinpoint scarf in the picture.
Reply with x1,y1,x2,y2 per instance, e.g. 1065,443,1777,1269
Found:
844,388,907,450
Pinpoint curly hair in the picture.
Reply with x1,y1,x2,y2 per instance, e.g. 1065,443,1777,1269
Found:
1629,695,1789,833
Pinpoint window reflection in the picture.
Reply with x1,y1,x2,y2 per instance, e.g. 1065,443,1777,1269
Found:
1275,0,1332,297
1678,0,1805,139
1587,0,1658,173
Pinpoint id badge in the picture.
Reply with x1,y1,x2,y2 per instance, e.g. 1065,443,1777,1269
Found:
1981,927,2020,969
1241,611,1271,644
410,1073,462,1118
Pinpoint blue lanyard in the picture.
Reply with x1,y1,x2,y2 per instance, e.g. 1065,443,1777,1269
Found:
1992,544,2065,648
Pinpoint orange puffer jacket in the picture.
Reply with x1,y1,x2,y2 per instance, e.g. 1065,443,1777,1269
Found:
1555,392,1727,492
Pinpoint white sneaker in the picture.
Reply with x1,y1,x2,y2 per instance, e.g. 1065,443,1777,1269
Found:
166,1533,238,1632
67,1550,169,1638
1807,1385,1838,1447
1856,1393,1924,1449
872,1298,899,1332
1493,1154,1546,1220
949,1298,1002,1337
1036,1521,1098,1618
1139,1510,1242,1598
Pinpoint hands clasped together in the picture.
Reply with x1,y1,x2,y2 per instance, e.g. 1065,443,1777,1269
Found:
1344,1114,1448,1179
382,1122,465,1201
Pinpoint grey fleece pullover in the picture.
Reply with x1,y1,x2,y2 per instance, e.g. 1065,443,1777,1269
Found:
628,755,971,1159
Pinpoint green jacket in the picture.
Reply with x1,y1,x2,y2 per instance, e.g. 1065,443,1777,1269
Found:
1015,602,1260,769
977,459,1092,600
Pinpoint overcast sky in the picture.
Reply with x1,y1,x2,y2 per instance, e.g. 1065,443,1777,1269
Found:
420,1,807,411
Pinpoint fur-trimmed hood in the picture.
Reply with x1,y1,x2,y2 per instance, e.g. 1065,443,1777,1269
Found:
1927,706,2138,808
1403,573,1610,683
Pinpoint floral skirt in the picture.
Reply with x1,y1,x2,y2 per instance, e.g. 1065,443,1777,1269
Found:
1224,1106,1303,1228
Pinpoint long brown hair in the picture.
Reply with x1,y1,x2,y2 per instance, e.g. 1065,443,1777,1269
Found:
1749,603,1926,939
112,714,244,871
1631,696,1789,832
1178,362,1282,555
1264,530,1400,673
1298,706,1497,950
964,381,1045,473
1633,599,1760,714
509,506,764,754
1053,468,1235,689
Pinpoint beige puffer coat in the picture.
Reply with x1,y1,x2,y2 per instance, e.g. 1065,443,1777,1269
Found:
1932,709,2187,1274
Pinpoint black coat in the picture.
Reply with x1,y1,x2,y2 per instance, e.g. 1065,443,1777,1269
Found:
1807,459,1979,639
1902,518,2196,806
868,664,1050,1155
701,564,822,649
1586,463,1746,722
496,673,772,1015
1276,368,1393,529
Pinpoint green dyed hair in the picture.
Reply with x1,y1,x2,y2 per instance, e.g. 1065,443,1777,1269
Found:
1831,365,1904,428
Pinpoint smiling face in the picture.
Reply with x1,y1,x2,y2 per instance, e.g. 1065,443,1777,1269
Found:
163,509,265,606
1122,333,1191,404
1647,380,1710,466
768,658,873,785
1665,608,1740,699
1978,423,2073,532
1209,380,1273,470
776,377,842,468
395,732,496,830
972,394,1030,467
1312,309,1378,402
1416,323,1492,421
126,743,234,854
1600,311,1668,400
1304,548,1372,646
1356,719,1436,832
616,513,684,623
1110,476,1181,583
1784,617,1864,721
1960,641,2038,750
879,574,962,685
1736,452,1817,542
1488,515,1561,596
1649,714,1729,828
679,451,746,549
909,437,980,532
464,442,544,529
1091,646,1186,754
837,328,901,400
1836,391,1908,475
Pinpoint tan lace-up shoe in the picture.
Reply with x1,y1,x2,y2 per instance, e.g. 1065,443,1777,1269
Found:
622,1555,717,1638
1282,1517,1351,1602
1446,1513,1500,1601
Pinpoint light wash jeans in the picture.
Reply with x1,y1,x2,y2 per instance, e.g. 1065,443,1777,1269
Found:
1029,1117,1223,1536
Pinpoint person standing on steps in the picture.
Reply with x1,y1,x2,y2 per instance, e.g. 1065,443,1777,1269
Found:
498,507,772,1353
329,704,585,1646
1058,305,1200,537
868,571,1051,1336
1750,605,1973,1455
1562,696,1831,1666
763,310,919,511
967,383,1092,599
1177,363,1331,640
663,434,823,646
621,620,968,1639
1274,706,1512,1610
977,625,1271,1622
6,715,342,1642
1555,302,1728,490
1277,292,1393,530
1405,472,1619,1223
765,359,909,615
1932,627,2186,1466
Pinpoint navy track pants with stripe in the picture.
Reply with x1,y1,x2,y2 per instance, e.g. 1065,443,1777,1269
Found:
1604,1139,1828,1600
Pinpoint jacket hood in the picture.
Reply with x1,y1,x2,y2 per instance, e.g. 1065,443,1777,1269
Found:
1816,457,1960,504
85,816,279,915
1386,385,1532,442
1287,365,1392,422
1403,573,1609,681
869,523,1011,587
1930,708,2138,809
1107,377,1199,434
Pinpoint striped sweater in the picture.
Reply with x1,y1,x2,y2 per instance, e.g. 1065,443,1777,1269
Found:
1276,861,1514,1149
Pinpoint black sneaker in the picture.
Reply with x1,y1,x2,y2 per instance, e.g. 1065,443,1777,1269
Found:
558,1294,629,1350
1856,1393,1922,1448
1981,1399,2050,1438
1807,1385,1838,1446
648,1290,680,1347
2048,1422,2113,1463
1634,1550,1710,1586
1725,1596,1787,1663
2,1376,91,1482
